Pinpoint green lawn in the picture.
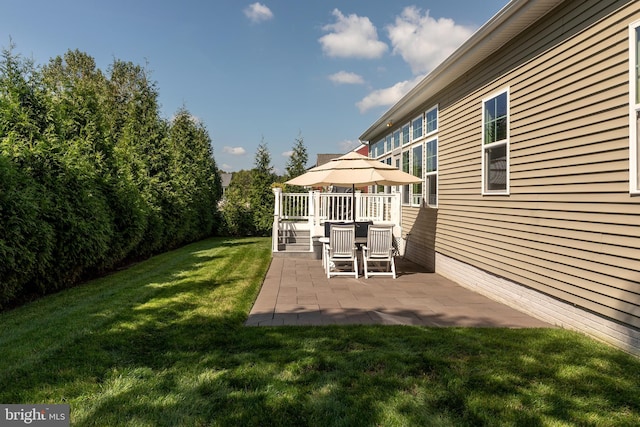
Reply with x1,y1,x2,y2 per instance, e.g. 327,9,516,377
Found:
1,237,639,426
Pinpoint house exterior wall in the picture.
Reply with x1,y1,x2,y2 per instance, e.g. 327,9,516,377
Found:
367,0,640,353
402,206,437,272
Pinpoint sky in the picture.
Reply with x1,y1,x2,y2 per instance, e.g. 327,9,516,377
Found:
0,0,508,174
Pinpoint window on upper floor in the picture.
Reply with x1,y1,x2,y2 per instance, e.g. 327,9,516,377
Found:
412,114,423,141
426,106,438,135
482,89,509,194
393,129,400,150
375,138,384,158
402,123,410,145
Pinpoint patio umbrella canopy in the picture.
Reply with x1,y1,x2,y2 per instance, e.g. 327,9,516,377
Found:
285,151,422,222
285,151,421,188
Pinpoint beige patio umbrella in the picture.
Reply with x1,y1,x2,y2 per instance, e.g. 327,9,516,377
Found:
285,151,421,219
286,151,421,187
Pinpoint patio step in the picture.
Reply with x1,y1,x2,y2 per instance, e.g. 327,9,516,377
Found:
274,228,321,259
278,229,310,244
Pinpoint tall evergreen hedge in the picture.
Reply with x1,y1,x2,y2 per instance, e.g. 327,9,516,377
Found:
0,46,222,309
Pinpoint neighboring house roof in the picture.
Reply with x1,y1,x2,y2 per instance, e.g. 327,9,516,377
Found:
359,0,565,142
354,143,368,156
316,154,343,167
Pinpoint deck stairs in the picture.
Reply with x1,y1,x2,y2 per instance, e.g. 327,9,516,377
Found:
273,223,318,259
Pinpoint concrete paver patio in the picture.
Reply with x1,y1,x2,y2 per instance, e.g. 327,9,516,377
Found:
246,256,552,327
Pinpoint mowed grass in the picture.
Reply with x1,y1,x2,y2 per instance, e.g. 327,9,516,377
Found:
1,237,639,426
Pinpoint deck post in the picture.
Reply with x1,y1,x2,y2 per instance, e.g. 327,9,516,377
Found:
272,187,282,252
355,190,362,222
307,190,315,251
391,192,402,239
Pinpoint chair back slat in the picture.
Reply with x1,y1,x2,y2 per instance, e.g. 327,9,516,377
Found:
329,224,355,258
367,226,393,258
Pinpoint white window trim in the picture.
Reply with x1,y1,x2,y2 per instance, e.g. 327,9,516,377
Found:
425,104,439,138
411,113,424,142
392,129,401,152
402,123,411,146
410,142,424,207
629,20,640,194
481,88,510,196
425,137,438,208
374,138,384,159
385,133,392,154
401,149,411,205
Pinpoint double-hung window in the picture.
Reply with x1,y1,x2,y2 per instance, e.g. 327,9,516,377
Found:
425,138,437,207
393,129,400,150
630,21,640,193
482,89,509,194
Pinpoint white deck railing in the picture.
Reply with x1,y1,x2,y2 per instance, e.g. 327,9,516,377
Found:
280,193,310,220
272,188,402,252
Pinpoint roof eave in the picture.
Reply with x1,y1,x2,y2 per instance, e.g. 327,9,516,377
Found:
358,0,566,143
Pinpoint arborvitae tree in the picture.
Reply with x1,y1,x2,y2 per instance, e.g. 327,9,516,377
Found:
0,44,55,300
40,50,114,281
0,42,48,150
168,108,222,243
250,140,276,236
221,169,253,236
0,44,226,309
107,59,167,256
284,132,308,192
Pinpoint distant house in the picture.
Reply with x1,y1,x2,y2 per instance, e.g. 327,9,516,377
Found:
359,0,640,354
316,145,368,168
315,153,344,168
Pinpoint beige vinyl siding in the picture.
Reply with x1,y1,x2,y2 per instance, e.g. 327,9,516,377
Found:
401,206,437,272
395,0,640,329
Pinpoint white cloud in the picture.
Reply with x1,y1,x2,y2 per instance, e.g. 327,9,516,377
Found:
328,71,365,85
386,7,474,75
223,146,247,155
243,2,274,24
282,150,293,157
319,9,388,59
221,163,233,171
356,75,424,113
338,139,361,152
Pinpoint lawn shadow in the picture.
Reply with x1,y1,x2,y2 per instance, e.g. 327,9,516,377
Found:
2,237,639,426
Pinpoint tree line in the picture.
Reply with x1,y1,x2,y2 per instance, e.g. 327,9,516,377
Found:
0,45,222,309
220,134,308,237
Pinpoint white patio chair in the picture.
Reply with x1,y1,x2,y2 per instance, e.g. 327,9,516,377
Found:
325,224,358,278
362,225,396,279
